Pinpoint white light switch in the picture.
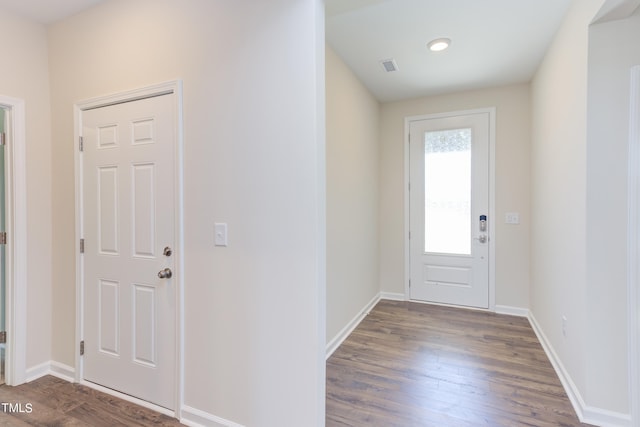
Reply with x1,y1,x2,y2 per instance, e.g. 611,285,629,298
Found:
214,223,228,246
505,212,520,225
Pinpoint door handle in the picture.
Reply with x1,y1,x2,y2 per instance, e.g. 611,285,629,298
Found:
474,235,487,244
158,268,172,279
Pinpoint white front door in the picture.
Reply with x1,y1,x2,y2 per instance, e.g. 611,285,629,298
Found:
409,111,491,308
81,93,177,409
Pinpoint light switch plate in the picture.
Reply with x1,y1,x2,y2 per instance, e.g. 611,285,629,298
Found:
505,212,520,225
214,223,228,246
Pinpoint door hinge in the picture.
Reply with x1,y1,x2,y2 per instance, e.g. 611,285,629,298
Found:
80,340,85,356
0,232,6,245
79,238,85,253
0,132,6,146
79,136,84,152
409,279,411,288
0,331,6,344
408,231,411,240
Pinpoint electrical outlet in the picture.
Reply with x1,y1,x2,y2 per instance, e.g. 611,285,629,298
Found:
214,223,228,247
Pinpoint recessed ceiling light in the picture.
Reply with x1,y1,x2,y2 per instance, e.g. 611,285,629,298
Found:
428,38,451,52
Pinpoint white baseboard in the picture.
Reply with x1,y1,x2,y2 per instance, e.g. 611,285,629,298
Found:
49,361,75,382
380,292,405,301
528,313,632,427
582,407,633,427
326,293,381,360
180,405,245,427
495,305,529,317
25,361,50,382
25,361,75,383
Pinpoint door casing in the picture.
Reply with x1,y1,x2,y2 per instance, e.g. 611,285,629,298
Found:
74,81,184,416
0,96,27,386
627,65,640,427
404,108,496,310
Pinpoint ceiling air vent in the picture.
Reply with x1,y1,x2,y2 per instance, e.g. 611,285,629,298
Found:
379,58,399,72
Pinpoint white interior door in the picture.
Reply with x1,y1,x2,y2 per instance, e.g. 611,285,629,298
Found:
81,93,176,410
409,112,490,308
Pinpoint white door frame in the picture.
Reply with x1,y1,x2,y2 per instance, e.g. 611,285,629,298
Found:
404,108,496,310
74,81,184,416
627,65,640,427
0,95,27,386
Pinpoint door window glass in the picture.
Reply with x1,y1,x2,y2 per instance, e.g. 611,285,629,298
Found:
424,128,471,254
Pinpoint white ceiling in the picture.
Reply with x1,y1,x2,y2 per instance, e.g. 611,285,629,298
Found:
326,0,572,102
0,0,104,24
0,0,571,103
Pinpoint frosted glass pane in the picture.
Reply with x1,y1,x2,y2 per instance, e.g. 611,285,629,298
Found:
424,128,471,254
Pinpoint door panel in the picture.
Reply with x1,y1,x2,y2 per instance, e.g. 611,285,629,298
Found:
133,284,156,366
132,163,156,258
82,94,176,410
99,279,119,356
97,166,119,255
409,112,490,308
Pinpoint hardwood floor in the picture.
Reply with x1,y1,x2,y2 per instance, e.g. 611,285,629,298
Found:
0,301,594,426
326,300,594,427
0,376,183,426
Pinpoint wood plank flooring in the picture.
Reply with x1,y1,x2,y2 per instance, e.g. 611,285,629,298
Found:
0,300,594,426
0,376,184,426
326,300,594,427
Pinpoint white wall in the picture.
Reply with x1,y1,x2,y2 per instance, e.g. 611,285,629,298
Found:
529,0,595,407
0,9,52,372
379,85,531,309
586,5,640,415
529,0,635,421
47,1,325,425
8,0,633,423
326,46,380,343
